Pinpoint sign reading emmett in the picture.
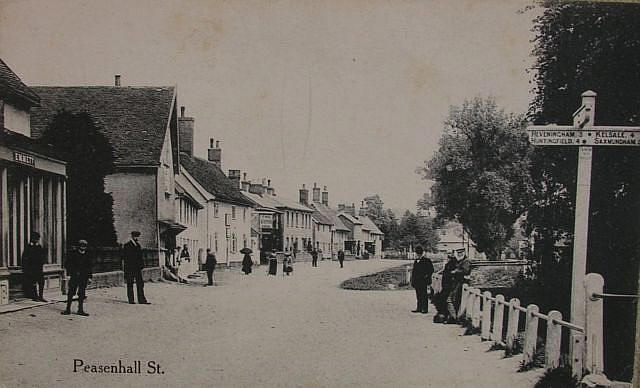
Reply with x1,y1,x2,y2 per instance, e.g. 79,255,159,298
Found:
527,126,640,146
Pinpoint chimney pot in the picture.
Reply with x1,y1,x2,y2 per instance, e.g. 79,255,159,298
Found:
243,172,247,180
181,106,185,117
314,182,317,188
268,179,271,187
115,74,121,87
216,140,220,148
210,138,214,148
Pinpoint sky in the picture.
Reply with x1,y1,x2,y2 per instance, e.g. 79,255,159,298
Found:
0,0,537,213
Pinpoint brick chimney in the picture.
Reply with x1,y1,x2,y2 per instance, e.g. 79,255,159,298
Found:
346,203,356,217
178,106,194,157
266,179,275,196
299,184,309,205
228,169,241,189
321,186,328,206
241,172,250,192
115,74,121,87
312,182,321,203
207,138,222,169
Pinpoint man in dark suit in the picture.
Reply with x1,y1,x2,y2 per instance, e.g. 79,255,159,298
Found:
62,239,93,316
122,231,149,304
337,249,345,268
311,249,318,267
22,231,47,302
410,245,434,314
204,248,217,286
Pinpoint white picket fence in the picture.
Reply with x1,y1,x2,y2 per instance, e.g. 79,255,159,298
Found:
432,272,607,380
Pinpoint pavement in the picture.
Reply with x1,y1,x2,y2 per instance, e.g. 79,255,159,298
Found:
0,259,540,388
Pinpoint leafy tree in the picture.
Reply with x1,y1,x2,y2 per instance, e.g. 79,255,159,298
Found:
362,194,400,250
398,210,439,252
420,97,534,260
41,111,118,247
527,1,640,380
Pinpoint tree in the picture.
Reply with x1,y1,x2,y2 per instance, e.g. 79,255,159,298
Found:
362,194,400,250
527,2,640,380
398,210,439,252
419,97,534,260
41,111,118,247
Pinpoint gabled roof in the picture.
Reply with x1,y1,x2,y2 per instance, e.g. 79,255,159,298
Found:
272,196,314,212
242,192,282,213
360,215,384,235
339,212,362,225
175,181,204,210
179,153,253,207
30,86,176,167
312,210,332,225
0,58,40,107
310,202,350,231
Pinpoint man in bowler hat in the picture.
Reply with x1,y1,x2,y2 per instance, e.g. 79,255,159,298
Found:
122,231,150,304
62,239,93,316
410,245,434,313
22,231,47,301
204,248,217,286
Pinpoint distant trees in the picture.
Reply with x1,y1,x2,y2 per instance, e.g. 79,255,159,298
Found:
398,210,439,252
41,111,118,247
419,97,534,260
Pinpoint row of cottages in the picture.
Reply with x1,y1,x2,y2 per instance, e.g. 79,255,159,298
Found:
0,59,68,303
176,108,254,271
240,178,284,263
30,79,180,281
337,202,384,259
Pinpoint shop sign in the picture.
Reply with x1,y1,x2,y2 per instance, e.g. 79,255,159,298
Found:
13,152,35,166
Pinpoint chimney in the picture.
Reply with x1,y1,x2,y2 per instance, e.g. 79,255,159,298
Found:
312,182,321,203
321,186,328,206
114,74,121,87
359,200,368,216
249,182,266,196
346,203,356,217
228,170,241,189
338,203,346,212
299,184,309,205
178,106,194,157
241,173,250,192
266,179,275,196
207,138,222,169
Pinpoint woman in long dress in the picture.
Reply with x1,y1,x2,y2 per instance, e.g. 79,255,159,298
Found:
241,253,253,275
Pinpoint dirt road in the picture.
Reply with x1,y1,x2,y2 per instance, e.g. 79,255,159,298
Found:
0,259,539,387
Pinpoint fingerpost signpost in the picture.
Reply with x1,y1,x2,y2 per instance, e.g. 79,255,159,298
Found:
527,90,640,376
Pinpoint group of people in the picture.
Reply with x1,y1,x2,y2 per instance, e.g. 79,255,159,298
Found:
410,246,471,322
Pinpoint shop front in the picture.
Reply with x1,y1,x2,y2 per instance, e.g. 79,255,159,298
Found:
0,134,67,303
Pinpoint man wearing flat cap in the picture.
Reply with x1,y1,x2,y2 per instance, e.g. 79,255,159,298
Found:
122,231,150,304
62,239,93,316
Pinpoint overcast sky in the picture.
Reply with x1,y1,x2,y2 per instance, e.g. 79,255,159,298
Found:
0,0,537,213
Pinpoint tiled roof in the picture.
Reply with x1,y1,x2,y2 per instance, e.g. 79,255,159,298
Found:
179,153,253,207
312,210,332,225
0,58,40,106
360,215,384,235
310,202,350,231
272,196,314,212
1,128,66,163
30,86,176,166
339,212,362,225
242,192,282,212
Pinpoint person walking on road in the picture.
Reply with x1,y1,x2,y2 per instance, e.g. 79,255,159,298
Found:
311,249,319,267
241,252,253,275
122,231,150,304
22,231,47,302
410,245,434,314
337,249,345,268
62,239,93,316
204,248,217,286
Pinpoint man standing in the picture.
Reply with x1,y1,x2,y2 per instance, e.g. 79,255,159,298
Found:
311,248,318,267
204,248,217,286
62,240,93,316
448,248,471,321
22,232,46,302
337,249,345,268
410,245,434,314
122,231,149,304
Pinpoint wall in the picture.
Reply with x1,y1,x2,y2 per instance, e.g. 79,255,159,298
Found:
157,128,176,223
105,171,157,248
3,102,30,136
282,209,313,252
207,200,252,266
313,222,332,258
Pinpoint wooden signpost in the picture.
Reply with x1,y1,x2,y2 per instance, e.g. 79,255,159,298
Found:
527,90,640,374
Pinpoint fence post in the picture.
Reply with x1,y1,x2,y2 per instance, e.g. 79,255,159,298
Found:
481,291,492,340
545,310,562,370
472,289,482,329
523,304,540,365
492,294,505,343
584,273,605,375
506,298,521,351
466,287,475,321
406,266,411,286
458,284,468,318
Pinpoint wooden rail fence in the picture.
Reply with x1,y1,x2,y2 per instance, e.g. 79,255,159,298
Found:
431,271,609,381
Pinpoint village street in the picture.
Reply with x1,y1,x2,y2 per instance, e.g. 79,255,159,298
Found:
0,260,539,388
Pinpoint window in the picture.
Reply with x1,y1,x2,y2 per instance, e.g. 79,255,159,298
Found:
232,233,237,252
214,202,219,218
243,234,247,248
243,208,246,222
232,206,236,220
214,232,218,252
